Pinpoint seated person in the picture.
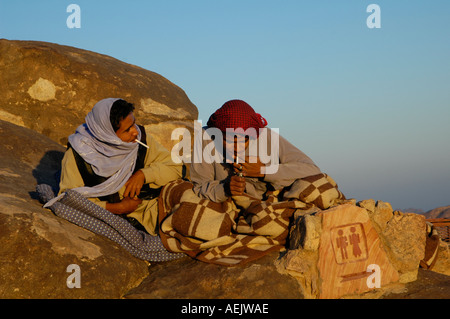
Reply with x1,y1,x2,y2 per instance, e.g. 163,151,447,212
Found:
190,99,323,202
58,98,182,235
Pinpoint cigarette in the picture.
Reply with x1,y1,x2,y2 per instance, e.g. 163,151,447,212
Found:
135,139,149,149
235,156,243,177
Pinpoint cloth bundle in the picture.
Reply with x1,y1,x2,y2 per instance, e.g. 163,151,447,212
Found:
36,184,185,262
283,173,346,209
157,173,345,266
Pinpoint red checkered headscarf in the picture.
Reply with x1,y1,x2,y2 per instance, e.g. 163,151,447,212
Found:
207,100,268,138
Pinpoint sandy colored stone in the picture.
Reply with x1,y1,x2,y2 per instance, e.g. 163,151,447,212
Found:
433,243,450,276
357,199,376,214
125,252,302,299
275,249,320,299
0,120,149,298
289,211,322,251
317,204,399,299
372,200,394,232
0,39,198,148
380,211,426,283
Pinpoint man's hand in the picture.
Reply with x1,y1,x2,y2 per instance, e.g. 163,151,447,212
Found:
233,156,265,178
226,175,246,196
124,170,145,198
106,197,142,215
119,196,142,213
106,170,145,215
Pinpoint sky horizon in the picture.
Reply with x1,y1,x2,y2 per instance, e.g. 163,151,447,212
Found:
1,1,449,211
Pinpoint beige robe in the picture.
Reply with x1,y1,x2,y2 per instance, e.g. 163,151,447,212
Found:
190,128,322,202
59,133,182,236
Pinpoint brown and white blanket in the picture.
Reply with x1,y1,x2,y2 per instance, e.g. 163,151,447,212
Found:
158,173,345,266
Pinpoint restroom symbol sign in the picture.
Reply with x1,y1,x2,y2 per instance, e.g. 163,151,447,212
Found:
331,223,368,264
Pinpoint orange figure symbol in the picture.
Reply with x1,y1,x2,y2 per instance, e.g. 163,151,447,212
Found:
349,226,362,258
336,229,349,260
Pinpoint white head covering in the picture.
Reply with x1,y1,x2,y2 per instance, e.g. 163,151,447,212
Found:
66,98,141,199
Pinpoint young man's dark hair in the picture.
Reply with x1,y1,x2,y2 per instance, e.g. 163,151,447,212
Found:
110,99,135,132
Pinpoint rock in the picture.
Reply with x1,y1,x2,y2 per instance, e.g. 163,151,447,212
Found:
0,120,149,298
288,211,322,251
379,211,426,283
433,243,450,276
146,120,196,155
318,204,400,298
357,199,376,214
357,200,427,283
383,268,450,299
278,201,431,299
275,248,320,299
371,200,394,232
124,251,303,299
0,39,198,149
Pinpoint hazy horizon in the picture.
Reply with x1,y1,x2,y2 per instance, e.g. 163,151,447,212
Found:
1,1,449,211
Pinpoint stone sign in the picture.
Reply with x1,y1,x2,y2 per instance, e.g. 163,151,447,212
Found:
318,204,399,299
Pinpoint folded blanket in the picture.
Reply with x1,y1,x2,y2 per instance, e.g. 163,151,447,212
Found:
36,184,185,262
283,173,346,209
158,174,345,266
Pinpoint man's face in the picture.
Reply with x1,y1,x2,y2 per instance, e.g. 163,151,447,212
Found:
223,134,249,163
115,112,139,143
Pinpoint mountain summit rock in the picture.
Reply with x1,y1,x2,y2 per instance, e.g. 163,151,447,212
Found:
0,39,198,148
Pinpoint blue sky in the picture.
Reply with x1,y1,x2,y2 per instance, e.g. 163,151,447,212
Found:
1,1,449,211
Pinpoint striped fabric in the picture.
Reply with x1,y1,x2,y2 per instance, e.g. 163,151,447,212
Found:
157,179,336,266
283,173,346,210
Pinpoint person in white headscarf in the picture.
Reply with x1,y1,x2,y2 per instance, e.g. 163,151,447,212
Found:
57,98,183,236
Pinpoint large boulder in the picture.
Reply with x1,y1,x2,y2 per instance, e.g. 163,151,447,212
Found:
0,39,198,149
275,200,449,299
0,120,149,298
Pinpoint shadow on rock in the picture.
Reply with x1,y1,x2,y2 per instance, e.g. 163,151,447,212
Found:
30,150,64,201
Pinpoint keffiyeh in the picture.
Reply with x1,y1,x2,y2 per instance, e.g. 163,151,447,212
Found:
207,99,268,138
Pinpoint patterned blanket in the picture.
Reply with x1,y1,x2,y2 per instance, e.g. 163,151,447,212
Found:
36,184,185,262
158,173,345,266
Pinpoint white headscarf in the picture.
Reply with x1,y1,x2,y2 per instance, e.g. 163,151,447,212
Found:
45,98,141,208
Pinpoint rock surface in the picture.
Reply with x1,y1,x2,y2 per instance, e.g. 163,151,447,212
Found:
384,268,450,299
124,251,302,299
274,199,450,299
0,120,149,298
0,39,198,149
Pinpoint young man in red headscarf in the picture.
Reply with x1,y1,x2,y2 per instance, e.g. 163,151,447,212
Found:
190,99,322,202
